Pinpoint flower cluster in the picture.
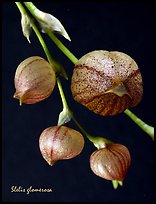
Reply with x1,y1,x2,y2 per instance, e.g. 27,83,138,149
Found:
13,2,154,191
14,53,134,188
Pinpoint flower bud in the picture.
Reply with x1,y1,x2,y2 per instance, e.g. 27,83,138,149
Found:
14,56,56,105
39,126,84,166
90,143,131,181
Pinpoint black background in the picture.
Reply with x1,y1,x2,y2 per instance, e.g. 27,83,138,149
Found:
2,1,154,202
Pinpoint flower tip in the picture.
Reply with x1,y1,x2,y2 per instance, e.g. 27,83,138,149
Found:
65,75,69,80
62,30,71,41
66,34,71,42
13,91,18,99
27,36,31,44
61,71,68,80
19,98,23,106
13,92,23,106
58,29,71,41
118,181,123,186
112,180,118,189
47,159,56,166
57,109,71,126
112,180,123,189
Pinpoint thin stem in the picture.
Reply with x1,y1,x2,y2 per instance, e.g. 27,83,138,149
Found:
47,31,78,64
71,113,113,149
23,2,39,19
71,113,96,143
124,109,154,140
57,78,69,110
15,2,26,14
30,23,53,65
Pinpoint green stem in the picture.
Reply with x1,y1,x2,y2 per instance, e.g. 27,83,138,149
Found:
71,113,113,148
71,113,95,143
72,109,112,146
47,31,78,64
15,2,26,14
57,78,69,110
23,2,40,19
30,23,53,65
124,109,154,140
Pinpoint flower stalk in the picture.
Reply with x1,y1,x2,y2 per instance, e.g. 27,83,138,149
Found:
124,109,154,140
